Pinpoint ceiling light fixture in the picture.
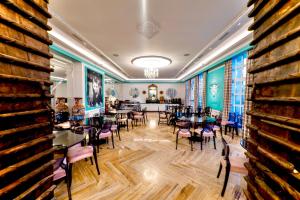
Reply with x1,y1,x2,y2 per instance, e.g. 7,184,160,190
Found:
131,56,172,68
132,56,171,79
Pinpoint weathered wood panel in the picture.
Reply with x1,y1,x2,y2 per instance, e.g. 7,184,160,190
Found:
0,0,53,199
246,0,300,199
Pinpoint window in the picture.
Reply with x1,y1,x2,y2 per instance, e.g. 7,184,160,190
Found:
198,73,203,108
185,80,190,105
230,52,247,118
190,78,195,110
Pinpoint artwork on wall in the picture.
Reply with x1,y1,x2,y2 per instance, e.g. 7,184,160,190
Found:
106,88,117,97
166,88,177,98
129,88,139,98
85,67,104,110
206,66,225,111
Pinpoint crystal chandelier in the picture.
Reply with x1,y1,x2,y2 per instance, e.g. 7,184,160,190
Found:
144,67,159,79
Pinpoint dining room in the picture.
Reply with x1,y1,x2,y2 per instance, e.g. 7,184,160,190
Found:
0,1,299,200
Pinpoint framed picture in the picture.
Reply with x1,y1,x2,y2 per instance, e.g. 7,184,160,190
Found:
85,66,104,111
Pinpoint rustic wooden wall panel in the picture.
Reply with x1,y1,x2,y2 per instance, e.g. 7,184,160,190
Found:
246,0,300,199
0,0,54,199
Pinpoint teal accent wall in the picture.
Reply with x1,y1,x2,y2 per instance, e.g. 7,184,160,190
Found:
206,66,225,111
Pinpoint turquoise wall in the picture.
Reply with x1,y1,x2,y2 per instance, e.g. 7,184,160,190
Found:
206,66,225,111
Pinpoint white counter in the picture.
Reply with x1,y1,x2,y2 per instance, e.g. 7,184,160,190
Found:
140,103,179,111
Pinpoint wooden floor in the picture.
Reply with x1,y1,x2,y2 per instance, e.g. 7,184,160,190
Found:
55,113,246,200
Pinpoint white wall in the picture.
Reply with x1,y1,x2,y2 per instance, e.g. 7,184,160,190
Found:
55,82,67,97
121,83,185,103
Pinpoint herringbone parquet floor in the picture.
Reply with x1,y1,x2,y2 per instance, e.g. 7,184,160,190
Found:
55,113,246,200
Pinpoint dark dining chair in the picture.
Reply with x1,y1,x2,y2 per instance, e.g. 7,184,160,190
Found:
216,137,247,197
158,108,168,125
175,120,193,150
117,113,129,132
66,128,100,198
132,111,145,126
198,125,216,150
97,121,114,150
204,106,212,116
53,146,71,200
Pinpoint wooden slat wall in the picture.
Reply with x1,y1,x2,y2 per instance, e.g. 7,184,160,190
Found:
0,0,54,199
246,0,300,199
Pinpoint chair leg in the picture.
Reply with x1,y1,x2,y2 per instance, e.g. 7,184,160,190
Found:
117,129,121,141
217,162,223,178
200,135,203,150
68,163,73,188
90,157,93,165
111,134,115,149
213,136,216,149
225,125,227,135
126,120,129,131
176,132,179,150
93,146,100,175
65,164,72,200
190,138,193,151
221,163,231,197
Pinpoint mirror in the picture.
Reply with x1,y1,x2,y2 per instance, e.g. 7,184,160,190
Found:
148,84,158,100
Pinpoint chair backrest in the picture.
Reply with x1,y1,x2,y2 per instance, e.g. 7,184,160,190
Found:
74,126,84,134
88,127,98,145
101,121,112,132
89,116,103,128
205,107,211,116
228,112,236,122
236,114,243,128
221,137,230,160
177,120,191,129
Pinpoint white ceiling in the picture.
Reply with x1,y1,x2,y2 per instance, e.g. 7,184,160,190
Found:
49,0,249,79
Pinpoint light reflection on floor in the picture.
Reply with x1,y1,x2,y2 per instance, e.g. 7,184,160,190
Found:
133,138,171,143
143,168,159,182
149,119,157,129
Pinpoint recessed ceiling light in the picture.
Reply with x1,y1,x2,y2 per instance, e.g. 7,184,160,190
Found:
184,53,190,57
113,54,119,57
131,56,172,68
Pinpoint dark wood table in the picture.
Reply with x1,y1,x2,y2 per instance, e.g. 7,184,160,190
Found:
53,130,85,148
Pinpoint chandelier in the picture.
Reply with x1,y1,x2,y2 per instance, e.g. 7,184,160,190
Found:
144,68,159,79
131,56,172,79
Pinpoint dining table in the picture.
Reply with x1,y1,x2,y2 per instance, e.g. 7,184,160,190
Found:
53,130,86,148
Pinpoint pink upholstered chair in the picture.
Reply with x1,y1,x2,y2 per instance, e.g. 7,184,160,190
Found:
117,113,131,131
217,137,247,196
66,128,100,194
198,126,216,150
97,122,114,150
132,111,145,126
111,123,121,141
53,147,71,200
175,121,193,150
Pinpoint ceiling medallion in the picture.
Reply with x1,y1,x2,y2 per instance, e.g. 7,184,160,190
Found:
137,19,160,39
131,56,172,79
